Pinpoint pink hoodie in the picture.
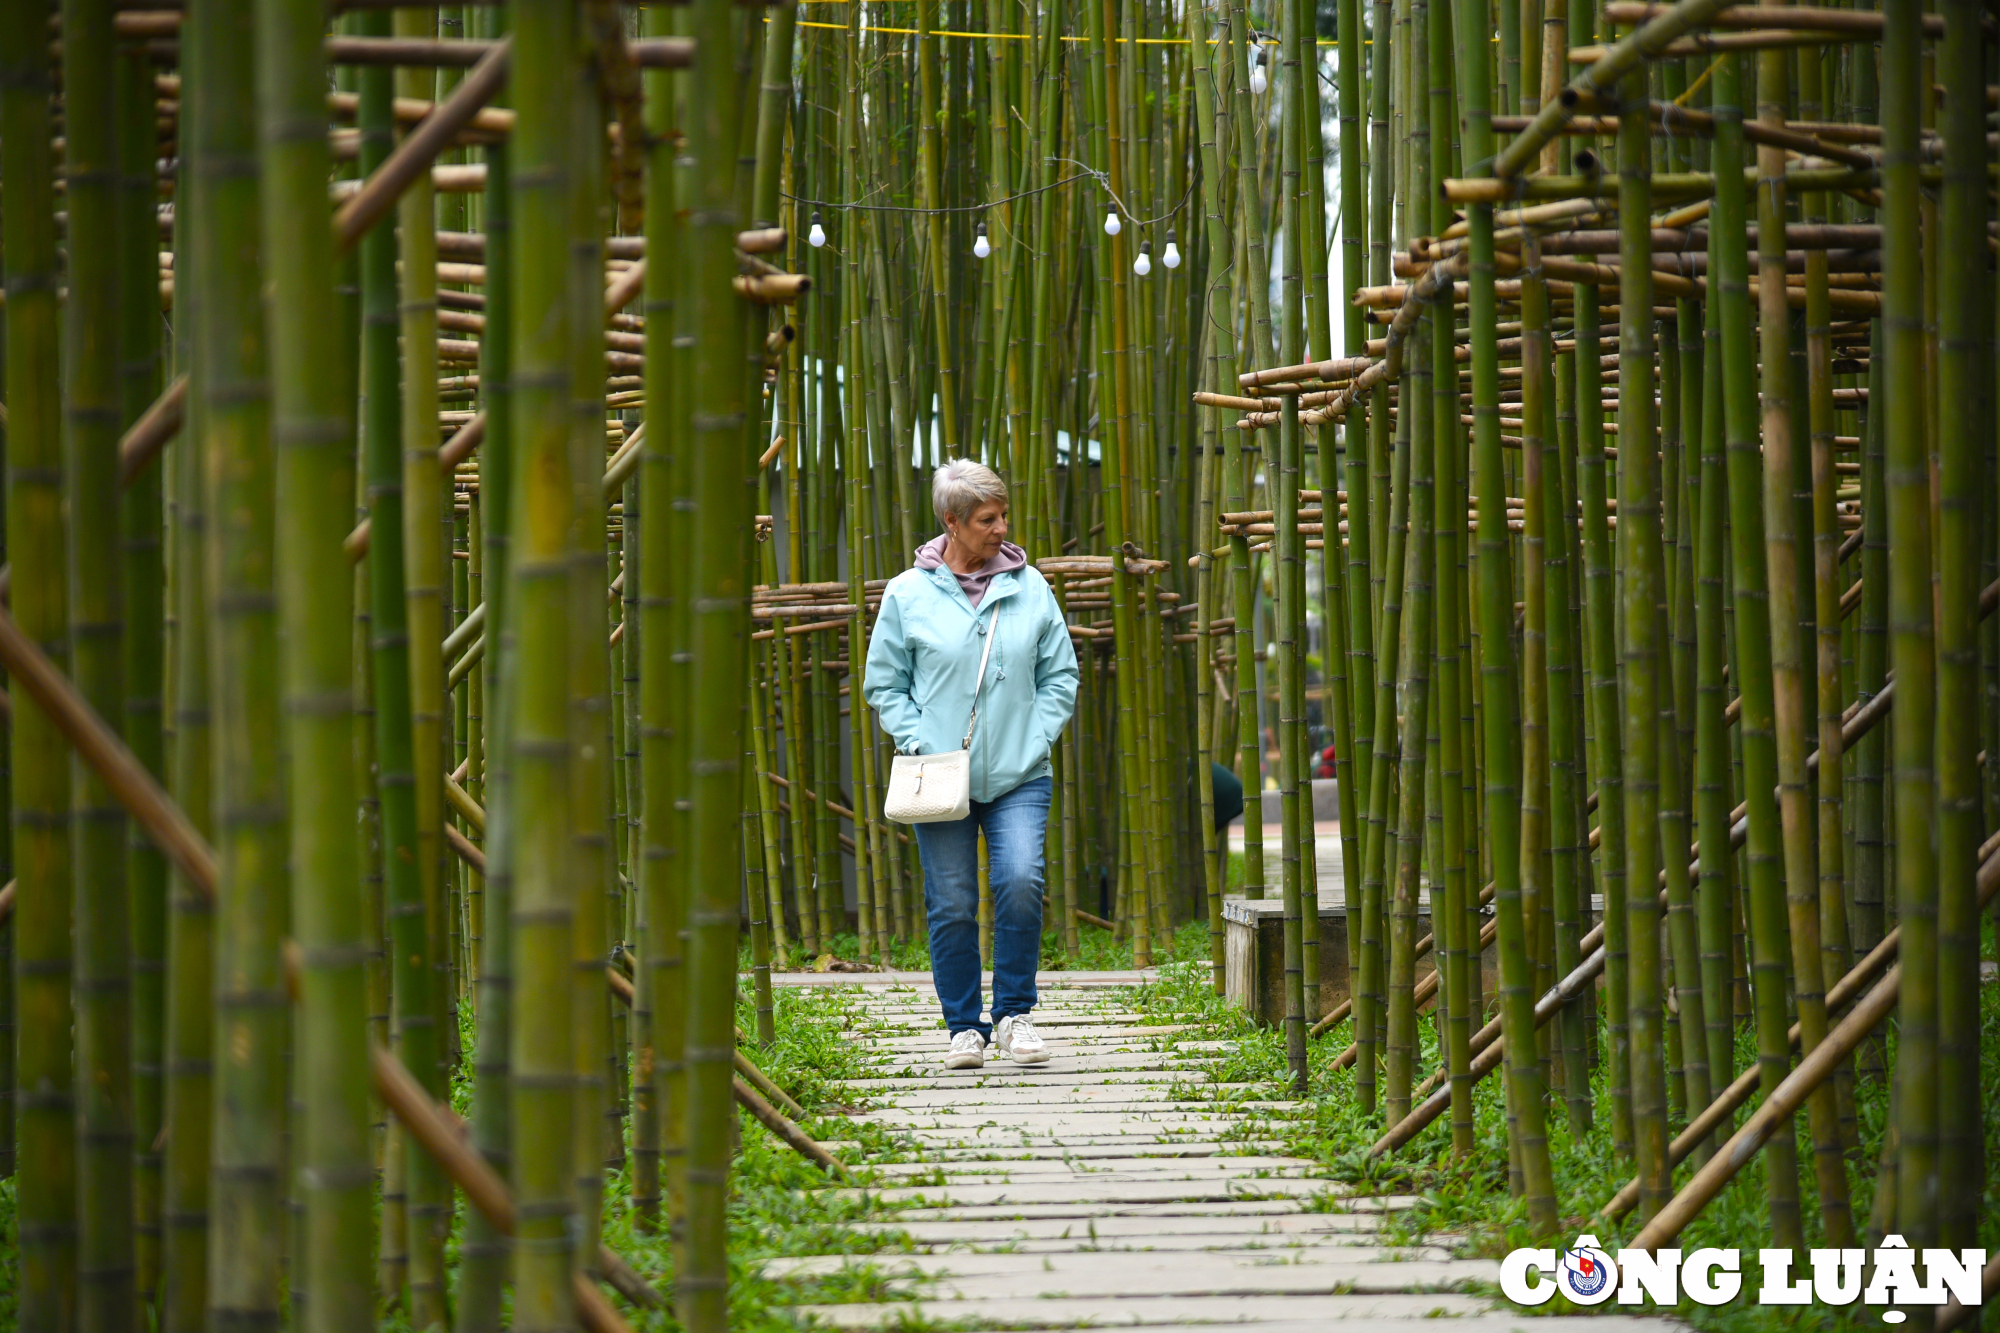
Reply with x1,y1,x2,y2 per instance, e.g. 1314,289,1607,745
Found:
914,533,1027,609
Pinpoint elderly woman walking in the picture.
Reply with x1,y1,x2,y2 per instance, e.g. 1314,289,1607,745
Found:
865,460,1079,1068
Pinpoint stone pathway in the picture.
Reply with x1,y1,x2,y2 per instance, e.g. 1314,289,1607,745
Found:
774,972,1689,1330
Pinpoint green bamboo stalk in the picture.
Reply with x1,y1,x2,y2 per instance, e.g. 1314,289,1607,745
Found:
165,395,215,1333
1692,283,1734,1157
749,660,781,1044
1534,244,1591,1140
1751,35,1851,1248
566,50,612,1270
1612,78,1671,1221
1456,0,1555,1237
255,0,369,1323
1385,311,1436,1122
680,0,754,1321
840,75,880,967
61,4,135,1326
1933,0,1984,1259
1083,0,1149,966
1517,236,1553,1145
1661,308,1711,1154
1273,0,1312,1092
2,0,76,1321
1710,46,1806,1252
1798,67,1854,1160
459,85,515,1322
1355,383,1410,1115
1337,0,1377,1003
466,498,486,984
1570,275,1632,1160
390,12,453,1314
638,0,688,1245
118,19,167,1307
917,0,958,456
1185,0,1229,974
189,0,289,1321
507,3,580,1326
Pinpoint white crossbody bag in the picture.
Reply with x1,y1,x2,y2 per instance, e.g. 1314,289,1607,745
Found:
882,601,1000,824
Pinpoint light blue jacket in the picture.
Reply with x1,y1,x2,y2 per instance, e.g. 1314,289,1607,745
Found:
863,560,1080,803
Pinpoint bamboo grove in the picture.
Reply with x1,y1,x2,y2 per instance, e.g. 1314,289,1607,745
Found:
0,0,1993,1330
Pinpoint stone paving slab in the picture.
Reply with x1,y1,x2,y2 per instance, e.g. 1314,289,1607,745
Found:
773,1239,1456,1264
828,1142,1294,1161
773,969,1162,988
864,1155,1315,1178
792,1292,1494,1326
802,1318,1686,1333
843,1214,1407,1243
774,1251,1499,1295
847,1068,1207,1091
834,1178,1341,1207
880,1197,1424,1222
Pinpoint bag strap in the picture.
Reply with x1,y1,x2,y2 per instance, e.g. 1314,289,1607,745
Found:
960,600,1002,751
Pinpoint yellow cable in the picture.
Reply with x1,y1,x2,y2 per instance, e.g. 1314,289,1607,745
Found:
1674,55,1723,106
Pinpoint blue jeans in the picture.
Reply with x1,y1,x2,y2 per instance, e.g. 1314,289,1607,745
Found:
913,775,1051,1041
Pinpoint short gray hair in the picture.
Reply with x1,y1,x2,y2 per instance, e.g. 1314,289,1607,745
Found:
931,458,1009,526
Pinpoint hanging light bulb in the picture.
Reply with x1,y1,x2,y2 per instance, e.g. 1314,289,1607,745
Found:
1162,227,1182,270
1133,239,1153,277
808,210,827,248
1103,208,1122,237
973,221,991,259
1250,48,1269,96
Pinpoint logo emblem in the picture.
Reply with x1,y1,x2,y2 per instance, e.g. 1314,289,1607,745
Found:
1557,1235,1618,1305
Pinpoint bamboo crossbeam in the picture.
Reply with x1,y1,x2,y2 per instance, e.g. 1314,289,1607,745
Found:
368,1042,634,1332
734,1049,806,1120
1491,0,1746,179
0,605,216,895
1601,1,1950,33
1570,28,1854,59
1938,1253,2000,1332
332,37,511,250
445,824,485,874
603,962,845,1176
444,774,485,832
732,1076,847,1177
117,372,186,486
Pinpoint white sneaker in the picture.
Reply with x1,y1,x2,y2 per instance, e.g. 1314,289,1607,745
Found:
945,1029,986,1069
995,1014,1049,1064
